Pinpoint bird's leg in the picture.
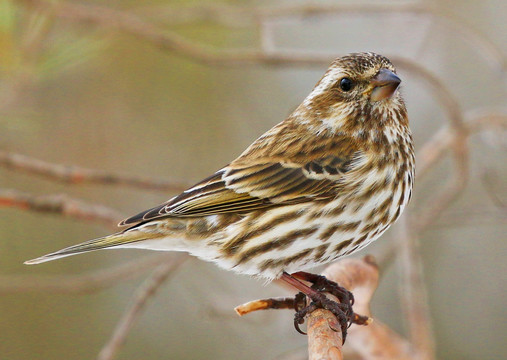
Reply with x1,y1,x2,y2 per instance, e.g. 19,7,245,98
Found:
281,271,365,343
292,271,354,317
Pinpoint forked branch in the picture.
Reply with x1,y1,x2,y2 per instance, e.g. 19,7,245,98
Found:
236,256,418,359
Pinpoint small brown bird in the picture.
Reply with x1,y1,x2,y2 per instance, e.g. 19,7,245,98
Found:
26,53,414,336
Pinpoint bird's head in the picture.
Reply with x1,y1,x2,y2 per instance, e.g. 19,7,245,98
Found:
296,52,407,134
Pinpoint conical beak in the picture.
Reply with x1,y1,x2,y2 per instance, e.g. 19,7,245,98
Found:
370,69,401,102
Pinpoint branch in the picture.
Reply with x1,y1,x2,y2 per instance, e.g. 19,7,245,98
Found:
236,256,418,359
307,308,344,360
97,256,187,360
0,151,188,192
0,188,124,228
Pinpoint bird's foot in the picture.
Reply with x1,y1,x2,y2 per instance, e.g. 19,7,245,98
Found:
289,271,368,342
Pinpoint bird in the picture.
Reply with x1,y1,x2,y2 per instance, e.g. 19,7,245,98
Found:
25,53,414,336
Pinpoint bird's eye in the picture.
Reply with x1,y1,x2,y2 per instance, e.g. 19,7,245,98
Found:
339,78,353,91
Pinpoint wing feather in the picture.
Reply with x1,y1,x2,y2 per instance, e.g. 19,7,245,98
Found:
119,134,361,226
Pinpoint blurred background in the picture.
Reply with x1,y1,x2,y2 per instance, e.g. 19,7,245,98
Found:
0,0,505,359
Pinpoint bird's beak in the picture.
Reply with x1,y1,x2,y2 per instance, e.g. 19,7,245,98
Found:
370,69,401,102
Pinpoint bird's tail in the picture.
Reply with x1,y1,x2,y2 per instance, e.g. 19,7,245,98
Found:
24,231,144,265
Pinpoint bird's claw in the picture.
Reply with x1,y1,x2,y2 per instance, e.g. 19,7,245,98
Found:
290,274,357,343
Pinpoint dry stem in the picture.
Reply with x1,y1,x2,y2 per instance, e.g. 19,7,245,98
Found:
97,256,187,360
0,188,124,228
0,151,188,192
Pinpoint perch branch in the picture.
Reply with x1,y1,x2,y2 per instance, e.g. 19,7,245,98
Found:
0,151,188,192
236,256,417,359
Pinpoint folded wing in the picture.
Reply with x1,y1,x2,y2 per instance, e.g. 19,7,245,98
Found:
119,154,357,226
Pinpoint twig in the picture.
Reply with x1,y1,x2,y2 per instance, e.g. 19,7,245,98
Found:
394,58,466,133
414,114,504,216
0,253,181,294
0,188,124,228
97,256,187,360
414,113,507,232
0,151,188,192
136,2,506,71
235,297,295,315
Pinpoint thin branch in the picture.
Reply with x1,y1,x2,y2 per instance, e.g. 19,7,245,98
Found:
0,254,181,294
235,297,296,315
0,188,124,228
396,218,435,360
0,151,188,192
97,256,187,360
414,113,507,232
413,165,468,234
138,2,506,71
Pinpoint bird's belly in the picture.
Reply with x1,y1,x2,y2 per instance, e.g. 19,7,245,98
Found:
196,184,407,279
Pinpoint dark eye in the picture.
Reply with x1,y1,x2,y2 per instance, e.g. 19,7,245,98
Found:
339,78,353,92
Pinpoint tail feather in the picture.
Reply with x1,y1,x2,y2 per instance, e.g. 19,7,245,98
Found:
24,231,143,265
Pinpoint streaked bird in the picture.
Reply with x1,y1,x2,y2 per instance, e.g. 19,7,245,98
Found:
25,53,414,337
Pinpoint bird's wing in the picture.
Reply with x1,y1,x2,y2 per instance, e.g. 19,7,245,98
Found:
119,154,358,226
